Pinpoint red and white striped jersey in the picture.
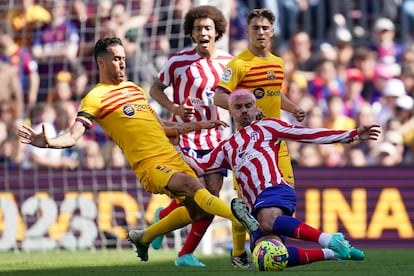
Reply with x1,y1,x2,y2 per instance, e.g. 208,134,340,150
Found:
158,46,233,150
181,118,358,208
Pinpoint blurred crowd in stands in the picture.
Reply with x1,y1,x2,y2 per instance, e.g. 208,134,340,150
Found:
0,0,413,170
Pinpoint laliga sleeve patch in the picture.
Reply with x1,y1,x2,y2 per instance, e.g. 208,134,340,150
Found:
221,68,233,83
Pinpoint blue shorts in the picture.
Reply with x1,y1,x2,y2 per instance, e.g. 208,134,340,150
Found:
252,184,296,217
183,148,228,177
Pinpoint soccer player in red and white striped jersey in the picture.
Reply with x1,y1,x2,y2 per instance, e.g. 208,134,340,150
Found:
149,5,234,267
180,89,381,267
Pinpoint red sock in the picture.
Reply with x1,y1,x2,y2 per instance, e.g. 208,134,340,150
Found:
294,222,322,243
297,247,325,264
178,217,213,257
159,199,180,219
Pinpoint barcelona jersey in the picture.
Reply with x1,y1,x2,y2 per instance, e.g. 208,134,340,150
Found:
76,81,181,172
218,49,284,119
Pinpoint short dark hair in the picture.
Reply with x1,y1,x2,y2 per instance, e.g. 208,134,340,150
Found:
247,8,275,25
93,37,123,64
183,5,227,42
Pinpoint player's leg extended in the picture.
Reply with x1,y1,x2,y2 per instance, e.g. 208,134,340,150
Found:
172,173,257,230
151,199,181,249
142,206,193,243
176,172,223,266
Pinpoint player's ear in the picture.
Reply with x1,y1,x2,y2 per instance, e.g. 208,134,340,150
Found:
97,56,105,66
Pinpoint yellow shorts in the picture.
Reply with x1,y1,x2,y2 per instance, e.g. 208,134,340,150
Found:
135,154,198,200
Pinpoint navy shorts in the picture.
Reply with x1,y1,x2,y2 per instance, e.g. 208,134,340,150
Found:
252,184,296,217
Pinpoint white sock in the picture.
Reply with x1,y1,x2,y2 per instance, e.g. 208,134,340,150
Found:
322,248,336,260
318,233,332,247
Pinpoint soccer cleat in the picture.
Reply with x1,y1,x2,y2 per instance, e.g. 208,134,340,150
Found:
151,207,164,249
230,251,252,269
127,230,149,262
175,254,206,267
230,198,260,232
350,247,365,261
327,232,351,260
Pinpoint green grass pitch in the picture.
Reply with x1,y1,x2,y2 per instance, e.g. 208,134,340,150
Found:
0,248,413,276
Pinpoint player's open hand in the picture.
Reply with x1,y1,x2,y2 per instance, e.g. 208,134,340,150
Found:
18,124,50,148
357,124,381,141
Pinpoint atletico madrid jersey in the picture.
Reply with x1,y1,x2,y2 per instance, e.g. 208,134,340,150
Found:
181,118,358,208
158,46,233,150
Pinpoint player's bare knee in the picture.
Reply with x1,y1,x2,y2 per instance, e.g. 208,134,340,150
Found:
259,220,274,233
170,173,203,197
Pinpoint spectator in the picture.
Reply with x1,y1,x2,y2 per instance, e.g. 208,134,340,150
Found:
400,62,414,98
332,13,354,79
6,0,51,46
109,1,154,84
279,48,308,96
71,0,105,87
308,58,346,112
31,0,80,101
324,94,356,131
229,0,248,56
370,17,404,65
345,145,368,167
289,31,318,81
343,68,366,118
296,144,324,167
372,78,406,128
351,46,378,103
373,141,402,166
21,103,79,169
0,60,24,121
368,63,394,104
0,25,39,118
394,94,414,163
384,129,406,164
282,77,309,125
47,71,76,104
80,139,105,170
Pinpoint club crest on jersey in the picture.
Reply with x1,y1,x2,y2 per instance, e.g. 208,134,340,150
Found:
221,68,232,83
250,130,260,141
156,165,172,173
266,70,276,80
123,104,135,116
253,87,265,99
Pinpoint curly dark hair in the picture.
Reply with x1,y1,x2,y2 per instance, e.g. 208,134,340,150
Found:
183,5,227,42
247,8,275,25
93,37,123,64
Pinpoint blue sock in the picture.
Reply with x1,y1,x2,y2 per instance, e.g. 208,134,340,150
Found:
252,228,266,245
273,215,301,237
286,246,300,267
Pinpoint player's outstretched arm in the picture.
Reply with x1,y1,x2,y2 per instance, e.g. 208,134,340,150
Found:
161,119,228,136
176,120,229,134
356,124,381,141
18,121,86,149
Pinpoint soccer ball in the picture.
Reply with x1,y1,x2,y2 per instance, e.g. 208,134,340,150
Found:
252,239,289,271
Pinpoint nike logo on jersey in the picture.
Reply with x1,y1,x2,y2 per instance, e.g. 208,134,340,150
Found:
206,91,214,98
